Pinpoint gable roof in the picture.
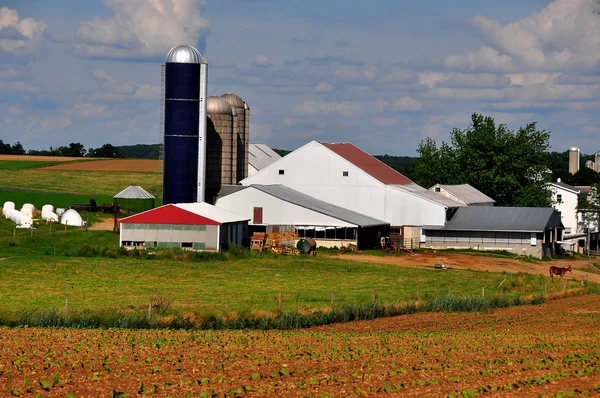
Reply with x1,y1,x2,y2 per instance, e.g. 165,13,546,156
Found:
389,183,465,208
114,185,155,199
431,184,495,205
548,181,580,194
320,142,413,185
248,143,281,171
219,184,389,227
120,202,248,225
424,206,562,232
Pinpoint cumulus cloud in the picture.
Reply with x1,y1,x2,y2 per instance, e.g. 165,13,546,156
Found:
378,96,423,112
75,0,209,59
315,83,334,92
252,54,272,67
0,8,46,55
92,69,159,100
372,118,398,126
446,0,600,72
293,100,362,117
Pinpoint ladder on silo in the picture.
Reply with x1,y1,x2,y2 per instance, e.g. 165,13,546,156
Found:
159,65,165,176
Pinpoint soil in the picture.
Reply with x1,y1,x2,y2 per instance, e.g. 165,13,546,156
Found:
42,159,160,172
87,218,119,231
322,251,600,283
0,295,598,397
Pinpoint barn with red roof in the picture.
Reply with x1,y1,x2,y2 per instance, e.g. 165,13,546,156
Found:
239,140,464,243
119,202,249,251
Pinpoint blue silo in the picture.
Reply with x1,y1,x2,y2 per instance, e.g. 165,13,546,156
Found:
162,44,208,205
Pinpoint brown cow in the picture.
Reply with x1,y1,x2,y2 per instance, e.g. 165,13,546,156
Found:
549,265,572,278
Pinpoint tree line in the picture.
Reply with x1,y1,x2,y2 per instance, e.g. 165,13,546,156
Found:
0,140,142,158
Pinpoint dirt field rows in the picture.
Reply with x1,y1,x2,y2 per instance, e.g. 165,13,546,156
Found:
0,295,598,397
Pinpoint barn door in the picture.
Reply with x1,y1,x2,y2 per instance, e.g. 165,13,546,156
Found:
253,207,263,224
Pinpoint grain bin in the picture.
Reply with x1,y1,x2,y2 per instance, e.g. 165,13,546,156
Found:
296,237,317,254
206,96,236,203
221,93,249,183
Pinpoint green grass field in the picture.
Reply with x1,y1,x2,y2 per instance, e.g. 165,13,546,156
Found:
0,169,161,197
0,160,62,170
0,217,582,318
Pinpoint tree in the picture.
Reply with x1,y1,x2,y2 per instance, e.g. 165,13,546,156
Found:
409,113,552,207
87,143,125,158
10,142,26,155
0,140,11,154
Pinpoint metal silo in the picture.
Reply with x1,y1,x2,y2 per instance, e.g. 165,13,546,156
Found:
221,93,249,183
568,147,580,175
205,96,236,203
161,44,208,204
595,152,600,173
585,160,595,170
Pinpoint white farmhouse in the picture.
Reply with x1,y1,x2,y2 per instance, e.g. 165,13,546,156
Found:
240,141,463,237
547,178,580,235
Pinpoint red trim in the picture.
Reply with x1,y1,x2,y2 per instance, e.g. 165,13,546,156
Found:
119,204,221,225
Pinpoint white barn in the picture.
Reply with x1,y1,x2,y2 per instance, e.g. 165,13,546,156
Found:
248,143,281,177
241,141,463,238
429,184,495,206
216,184,389,250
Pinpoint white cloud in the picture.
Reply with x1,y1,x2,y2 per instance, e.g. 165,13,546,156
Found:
315,83,334,92
293,100,362,117
444,46,516,72
92,69,159,100
252,54,272,67
372,118,398,127
446,0,600,72
72,103,108,119
394,96,423,112
75,0,209,59
0,8,46,55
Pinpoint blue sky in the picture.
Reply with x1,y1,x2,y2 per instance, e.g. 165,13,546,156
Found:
0,0,598,156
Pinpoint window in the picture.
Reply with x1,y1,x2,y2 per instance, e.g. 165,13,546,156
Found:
557,211,562,218
557,194,562,203
342,171,349,177
435,187,441,192
278,169,284,175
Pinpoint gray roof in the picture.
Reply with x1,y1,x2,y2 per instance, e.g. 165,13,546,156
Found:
431,184,495,205
390,183,465,208
424,206,563,232
220,184,389,227
249,144,281,171
549,181,580,194
165,44,206,64
114,185,155,199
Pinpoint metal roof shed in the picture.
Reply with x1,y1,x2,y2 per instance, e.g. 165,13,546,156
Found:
119,202,249,252
114,185,156,213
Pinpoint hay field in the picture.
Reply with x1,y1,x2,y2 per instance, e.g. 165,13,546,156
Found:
0,155,92,162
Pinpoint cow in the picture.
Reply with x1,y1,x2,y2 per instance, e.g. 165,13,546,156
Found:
549,265,572,278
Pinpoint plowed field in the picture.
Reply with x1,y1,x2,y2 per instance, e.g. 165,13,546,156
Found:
42,159,160,172
1,295,599,397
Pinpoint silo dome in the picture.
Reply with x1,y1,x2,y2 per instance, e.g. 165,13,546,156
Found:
569,146,579,151
221,93,245,108
207,96,234,115
165,44,206,64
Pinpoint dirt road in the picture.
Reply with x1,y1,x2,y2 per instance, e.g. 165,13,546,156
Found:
323,251,600,283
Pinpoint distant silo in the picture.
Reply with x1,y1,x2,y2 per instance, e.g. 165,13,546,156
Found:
161,44,208,204
596,152,600,173
221,93,249,183
568,147,580,175
205,96,237,203
585,160,595,170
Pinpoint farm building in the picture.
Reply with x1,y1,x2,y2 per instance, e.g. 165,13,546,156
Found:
429,184,495,206
119,202,249,251
215,184,390,250
248,144,281,177
421,207,564,258
240,141,464,241
113,185,156,213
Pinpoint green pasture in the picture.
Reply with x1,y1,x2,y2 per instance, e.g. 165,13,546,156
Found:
0,189,115,211
0,169,162,197
0,217,582,316
0,160,62,170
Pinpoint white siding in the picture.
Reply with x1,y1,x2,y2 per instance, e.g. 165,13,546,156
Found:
385,186,447,226
549,185,579,234
215,187,357,227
